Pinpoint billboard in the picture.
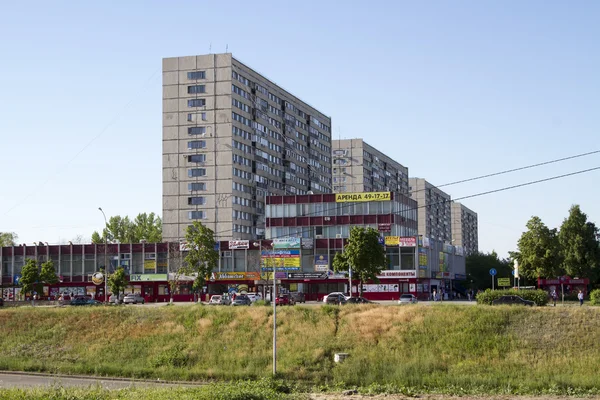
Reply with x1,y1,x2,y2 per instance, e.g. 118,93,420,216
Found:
229,240,249,249
335,192,391,203
314,254,329,272
273,237,300,249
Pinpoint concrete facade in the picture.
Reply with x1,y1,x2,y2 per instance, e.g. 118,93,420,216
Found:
163,54,332,242
451,202,479,255
408,178,452,242
331,139,409,195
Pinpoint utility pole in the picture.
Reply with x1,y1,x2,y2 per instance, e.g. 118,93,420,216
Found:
98,207,109,304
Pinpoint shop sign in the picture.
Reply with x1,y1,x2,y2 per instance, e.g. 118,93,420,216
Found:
262,266,300,271
327,271,347,279
419,236,431,248
377,270,417,279
335,191,391,203
288,273,327,279
91,272,104,285
399,237,417,247
13,275,21,285
301,238,314,249
314,255,329,272
385,236,399,246
262,250,300,257
378,223,391,232
129,274,168,282
261,272,288,280
229,240,249,249
434,272,452,279
419,270,428,278
209,272,261,281
455,246,464,256
144,260,156,270
361,283,399,293
273,237,300,249
454,274,467,280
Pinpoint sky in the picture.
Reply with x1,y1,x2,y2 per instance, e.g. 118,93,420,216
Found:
0,0,599,257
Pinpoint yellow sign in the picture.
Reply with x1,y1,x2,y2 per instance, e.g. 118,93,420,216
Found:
262,257,300,267
384,236,400,246
335,192,391,203
144,260,156,270
497,278,511,287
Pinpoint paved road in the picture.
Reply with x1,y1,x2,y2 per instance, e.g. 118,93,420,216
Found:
0,372,197,389
144,300,478,307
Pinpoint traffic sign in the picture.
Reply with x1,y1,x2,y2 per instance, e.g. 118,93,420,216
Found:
489,268,497,276
497,278,511,287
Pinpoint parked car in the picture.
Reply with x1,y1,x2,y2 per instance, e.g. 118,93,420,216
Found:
325,293,348,305
290,292,306,303
231,294,252,306
491,295,535,306
70,298,102,306
109,294,125,304
346,296,375,304
245,293,263,303
123,293,145,304
323,292,348,303
0,298,4,306
209,295,231,305
275,294,295,306
398,294,418,304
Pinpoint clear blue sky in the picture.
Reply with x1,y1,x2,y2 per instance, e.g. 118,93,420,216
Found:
1,0,599,257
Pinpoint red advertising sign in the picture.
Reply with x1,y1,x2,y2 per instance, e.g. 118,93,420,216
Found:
378,223,391,232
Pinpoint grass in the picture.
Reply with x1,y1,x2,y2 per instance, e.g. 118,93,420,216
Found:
1,304,600,394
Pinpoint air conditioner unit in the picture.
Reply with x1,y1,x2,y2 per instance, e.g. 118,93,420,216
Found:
221,251,232,257
324,217,331,221
336,234,342,239
315,235,323,239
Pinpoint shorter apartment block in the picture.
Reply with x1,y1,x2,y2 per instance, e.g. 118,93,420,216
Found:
332,139,409,195
451,202,479,255
409,178,452,242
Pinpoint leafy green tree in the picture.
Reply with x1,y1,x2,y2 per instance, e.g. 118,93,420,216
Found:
108,267,128,299
516,216,562,279
91,213,162,244
466,251,512,290
19,259,39,296
39,260,58,285
333,227,386,297
0,232,18,247
558,205,600,281
184,222,219,295
168,243,186,303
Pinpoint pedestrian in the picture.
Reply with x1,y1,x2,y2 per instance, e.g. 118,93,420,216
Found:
432,290,437,302
578,290,584,306
551,290,557,307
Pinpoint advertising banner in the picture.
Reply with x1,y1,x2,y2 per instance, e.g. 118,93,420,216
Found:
273,237,300,249
378,223,391,232
335,191,391,203
385,236,400,246
418,269,428,278
455,246,464,256
129,274,168,282
377,270,417,279
497,278,511,287
301,238,314,249
144,260,156,270
261,272,288,280
399,237,417,247
314,255,329,272
229,240,249,249
209,272,261,281
288,272,327,279
418,253,428,267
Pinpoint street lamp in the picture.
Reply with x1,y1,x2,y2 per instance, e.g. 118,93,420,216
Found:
98,207,108,304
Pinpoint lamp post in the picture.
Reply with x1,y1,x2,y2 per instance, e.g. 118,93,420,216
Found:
98,207,108,304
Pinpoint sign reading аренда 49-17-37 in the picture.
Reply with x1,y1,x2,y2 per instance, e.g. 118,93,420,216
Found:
335,191,391,202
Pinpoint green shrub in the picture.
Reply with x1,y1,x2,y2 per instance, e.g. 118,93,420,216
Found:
590,289,600,305
476,289,548,306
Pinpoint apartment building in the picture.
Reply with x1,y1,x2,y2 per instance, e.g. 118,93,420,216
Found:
162,54,332,242
331,139,409,194
451,202,479,255
408,178,452,242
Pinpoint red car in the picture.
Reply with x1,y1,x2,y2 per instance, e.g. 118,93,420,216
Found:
275,294,295,306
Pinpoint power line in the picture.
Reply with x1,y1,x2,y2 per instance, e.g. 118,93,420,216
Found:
213,165,600,240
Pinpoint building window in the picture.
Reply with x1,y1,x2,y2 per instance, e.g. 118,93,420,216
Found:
187,71,206,80
188,127,206,136
188,197,206,205
188,85,206,94
188,168,206,177
188,140,206,149
188,154,206,163
188,99,206,107
188,211,207,220
187,112,207,122
188,182,206,191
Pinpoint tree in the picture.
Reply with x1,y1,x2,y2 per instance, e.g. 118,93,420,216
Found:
39,259,58,285
91,213,162,244
558,205,600,281
19,259,39,296
184,221,219,296
0,232,18,247
108,267,128,299
466,251,512,290
168,243,186,303
333,227,386,297
516,216,562,279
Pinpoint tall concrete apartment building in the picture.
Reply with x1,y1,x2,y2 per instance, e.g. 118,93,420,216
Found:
451,202,479,255
408,178,452,242
162,54,332,242
332,139,409,194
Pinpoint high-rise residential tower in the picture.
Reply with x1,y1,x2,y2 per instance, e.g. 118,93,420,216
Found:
451,202,479,255
408,178,452,242
163,54,332,242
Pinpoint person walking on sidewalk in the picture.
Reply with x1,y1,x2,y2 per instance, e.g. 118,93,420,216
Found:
578,290,584,306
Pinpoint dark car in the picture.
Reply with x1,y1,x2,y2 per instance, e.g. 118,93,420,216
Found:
345,296,375,304
275,294,295,306
491,295,535,307
325,293,347,305
231,295,252,306
290,292,306,303
70,298,102,306
0,298,3,307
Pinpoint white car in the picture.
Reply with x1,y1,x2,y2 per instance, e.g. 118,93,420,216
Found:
123,293,145,304
398,294,418,304
244,293,263,303
323,292,349,303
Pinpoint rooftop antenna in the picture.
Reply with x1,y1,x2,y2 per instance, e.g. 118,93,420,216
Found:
226,44,229,53
209,43,212,53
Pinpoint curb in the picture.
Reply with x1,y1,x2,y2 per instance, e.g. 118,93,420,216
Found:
0,370,207,386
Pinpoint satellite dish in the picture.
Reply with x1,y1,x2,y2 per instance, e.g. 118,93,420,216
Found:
307,190,314,194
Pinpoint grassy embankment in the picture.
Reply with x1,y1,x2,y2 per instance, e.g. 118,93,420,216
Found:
0,304,599,394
